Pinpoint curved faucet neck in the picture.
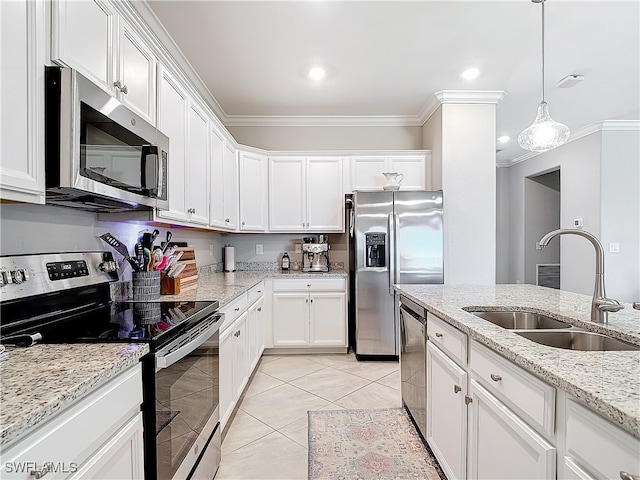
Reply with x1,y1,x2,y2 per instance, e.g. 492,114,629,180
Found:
538,228,604,275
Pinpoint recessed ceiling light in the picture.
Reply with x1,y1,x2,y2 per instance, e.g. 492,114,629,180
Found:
308,66,326,81
497,135,511,144
461,68,480,80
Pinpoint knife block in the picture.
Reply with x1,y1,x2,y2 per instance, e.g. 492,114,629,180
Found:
160,275,181,295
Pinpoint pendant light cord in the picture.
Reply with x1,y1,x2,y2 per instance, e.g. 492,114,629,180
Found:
541,0,545,103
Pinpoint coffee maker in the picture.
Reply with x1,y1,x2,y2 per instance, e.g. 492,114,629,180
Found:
302,237,329,272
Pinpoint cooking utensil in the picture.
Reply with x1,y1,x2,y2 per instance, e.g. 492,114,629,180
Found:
155,254,168,270
99,233,140,272
162,231,173,253
150,229,160,246
143,248,151,271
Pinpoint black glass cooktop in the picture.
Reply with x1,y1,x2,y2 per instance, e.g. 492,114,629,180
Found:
0,299,219,351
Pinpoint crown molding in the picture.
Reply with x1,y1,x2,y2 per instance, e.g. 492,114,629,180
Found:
223,115,425,128
497,120,640,167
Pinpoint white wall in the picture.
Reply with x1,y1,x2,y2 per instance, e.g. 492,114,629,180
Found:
440,103,497,284
524,178,560,285
222,232,348,267
0,204,224,280
600,129,640,302
228,125,423,151
502,133,603,296
496,166,510,283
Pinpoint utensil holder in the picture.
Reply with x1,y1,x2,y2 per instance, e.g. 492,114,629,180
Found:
133,271,161,300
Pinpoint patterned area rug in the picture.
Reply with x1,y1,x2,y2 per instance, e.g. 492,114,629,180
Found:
308,408,445,480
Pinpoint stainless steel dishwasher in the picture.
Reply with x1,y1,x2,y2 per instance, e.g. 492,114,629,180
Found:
399,295,427,439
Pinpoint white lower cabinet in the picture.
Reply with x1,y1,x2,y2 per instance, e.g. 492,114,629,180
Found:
219,285,265,430
467,379,556,480
426,341,467,480
271,279,347,349
0,364,144,480
562,397,640,480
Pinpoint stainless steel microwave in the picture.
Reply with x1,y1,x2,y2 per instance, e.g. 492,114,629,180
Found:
45,67,169,212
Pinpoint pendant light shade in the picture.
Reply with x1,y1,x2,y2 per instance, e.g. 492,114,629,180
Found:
518,101,570,152
518,0,570,152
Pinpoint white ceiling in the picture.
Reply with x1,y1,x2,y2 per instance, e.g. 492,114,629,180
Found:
145,0,640,164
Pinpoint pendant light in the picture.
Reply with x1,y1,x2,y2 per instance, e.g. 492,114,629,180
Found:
518,0,570,152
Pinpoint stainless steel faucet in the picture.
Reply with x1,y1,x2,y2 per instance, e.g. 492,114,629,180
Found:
536,228,624,323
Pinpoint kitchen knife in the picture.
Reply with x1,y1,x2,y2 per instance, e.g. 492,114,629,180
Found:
168,262,186,278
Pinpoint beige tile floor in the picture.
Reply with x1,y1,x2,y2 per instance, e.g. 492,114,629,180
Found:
215,353,401,480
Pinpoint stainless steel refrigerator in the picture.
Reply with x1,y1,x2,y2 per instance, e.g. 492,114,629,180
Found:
349,190,443,358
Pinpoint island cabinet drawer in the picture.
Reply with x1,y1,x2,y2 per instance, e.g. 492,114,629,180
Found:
220,293,248,333
0,364,142,480
564,398,640,480
470,340,555,438
427,313,467,367
272,278,345,292
247,282,265,305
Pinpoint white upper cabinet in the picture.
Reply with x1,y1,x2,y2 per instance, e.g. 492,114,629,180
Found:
0,0,46,204
222,142,238,230
348,153,430,191
157,66,188,223
209,126,226,229
52,0,157,124
157,65,208,225
238,151,268,231
306,157,344,231
268,156,343,232
186,101,210,225
117,21,156,123
268,156,305,232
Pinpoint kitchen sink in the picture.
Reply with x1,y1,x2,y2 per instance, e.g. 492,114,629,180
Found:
465,309,571,330
515,330,640,351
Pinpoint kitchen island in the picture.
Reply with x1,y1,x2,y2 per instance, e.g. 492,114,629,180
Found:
394,283,640,438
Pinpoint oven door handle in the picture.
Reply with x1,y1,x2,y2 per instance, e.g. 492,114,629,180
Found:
156,316,221,370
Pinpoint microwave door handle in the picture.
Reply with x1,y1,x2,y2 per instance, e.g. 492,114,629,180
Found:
156,315,221,370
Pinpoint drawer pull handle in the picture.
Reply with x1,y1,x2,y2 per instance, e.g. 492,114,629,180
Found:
31,464,51,479
234,307,240,312
620,472,640,480
307,284,311,287
258,290,262,293
464,395,473,405
454,384,462,394
490,374,502,382
434,332,443,338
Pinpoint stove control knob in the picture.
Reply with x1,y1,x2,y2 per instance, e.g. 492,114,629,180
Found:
11,269,29,284
0,269,13,286
99,261,118,273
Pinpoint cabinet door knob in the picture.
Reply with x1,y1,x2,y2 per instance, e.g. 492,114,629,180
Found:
620,472,640,480
464,395,473,405
257,307,262,312
242,221,245,226
434,332,443,338
307,284,311,287
306,299,308,303
454,385,462,394
490,374,502,382
30,463,51,479
121,84,128,94
225,218,230,223
114,79,123,90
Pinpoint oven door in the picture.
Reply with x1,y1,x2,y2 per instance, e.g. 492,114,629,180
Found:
151,315,221,480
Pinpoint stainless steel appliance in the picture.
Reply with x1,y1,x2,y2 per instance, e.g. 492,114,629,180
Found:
399,295,427,438
350,191,443,358
302,241,330,272
45,67,169,212
0,252,221,480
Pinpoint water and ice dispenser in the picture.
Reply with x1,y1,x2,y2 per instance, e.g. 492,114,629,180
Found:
365,233,386,268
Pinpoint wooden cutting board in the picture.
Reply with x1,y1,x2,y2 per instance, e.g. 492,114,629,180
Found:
173,247,198,291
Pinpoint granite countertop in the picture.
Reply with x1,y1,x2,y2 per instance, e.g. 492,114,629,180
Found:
161,269,348,305
394,283,640,438
0,343,148,447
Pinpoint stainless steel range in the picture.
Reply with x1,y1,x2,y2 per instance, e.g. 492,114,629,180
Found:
0,252,222,480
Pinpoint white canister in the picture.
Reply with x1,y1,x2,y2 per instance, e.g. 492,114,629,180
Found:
224,245,236,272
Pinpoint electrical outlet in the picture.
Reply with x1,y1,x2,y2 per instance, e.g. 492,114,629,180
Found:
609,243,620,253
209,244,214,256
256,244,263,255
295,244,302,254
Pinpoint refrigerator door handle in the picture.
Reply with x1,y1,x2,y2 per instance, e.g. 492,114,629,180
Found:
388,213,395,295
394,213,400,286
